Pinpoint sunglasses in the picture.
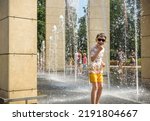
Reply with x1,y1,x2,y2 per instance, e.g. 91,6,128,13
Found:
97,38,105,42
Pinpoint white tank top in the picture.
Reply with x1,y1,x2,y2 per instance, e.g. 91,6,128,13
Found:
89,45,105,74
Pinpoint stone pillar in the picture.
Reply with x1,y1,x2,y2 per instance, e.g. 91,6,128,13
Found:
46,0,65,71
141,0,150,87
88,0,110,74
0,0,37,103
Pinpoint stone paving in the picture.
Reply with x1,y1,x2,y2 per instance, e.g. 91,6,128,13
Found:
37,73,150,104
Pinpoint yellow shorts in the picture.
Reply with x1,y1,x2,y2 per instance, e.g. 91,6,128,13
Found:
89,73,103,83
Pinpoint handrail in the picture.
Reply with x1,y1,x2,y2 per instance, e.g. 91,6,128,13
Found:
0,95,47,104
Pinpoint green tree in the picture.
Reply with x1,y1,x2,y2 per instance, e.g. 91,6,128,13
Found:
65,3,78,60
110,0,141,60
77,7,87,55
37,0,45,52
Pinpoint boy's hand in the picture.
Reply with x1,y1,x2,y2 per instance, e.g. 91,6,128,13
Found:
102,62,105,67
97,45,103,52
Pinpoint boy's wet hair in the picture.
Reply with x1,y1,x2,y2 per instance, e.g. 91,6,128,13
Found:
96,33,107,40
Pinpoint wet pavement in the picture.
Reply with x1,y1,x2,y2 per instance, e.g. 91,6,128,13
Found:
37,72,150,104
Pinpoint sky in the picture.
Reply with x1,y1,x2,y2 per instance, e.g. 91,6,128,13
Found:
77,0,88,18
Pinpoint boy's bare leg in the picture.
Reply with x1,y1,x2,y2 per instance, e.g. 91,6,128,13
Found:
96,82,103,104
91,83,97,104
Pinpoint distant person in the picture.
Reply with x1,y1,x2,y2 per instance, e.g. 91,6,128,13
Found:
69,56,74,66
117,48,126,71
82,53,87,74
88,33,106,104
69,56,74,74
129,50,136,66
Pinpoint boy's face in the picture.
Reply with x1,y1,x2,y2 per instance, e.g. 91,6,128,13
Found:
97,36,106,45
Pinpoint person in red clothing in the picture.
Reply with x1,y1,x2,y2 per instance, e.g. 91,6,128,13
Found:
82,53,87,74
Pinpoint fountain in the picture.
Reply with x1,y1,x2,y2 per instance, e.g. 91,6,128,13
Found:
59,15,66,78
37,0,148,104
52,25,58,75
103,0,111,90
109,0,142,102
38,0,91,104
65,0,80,82
48,36,54,75
134,0,139,96
38,40,46,74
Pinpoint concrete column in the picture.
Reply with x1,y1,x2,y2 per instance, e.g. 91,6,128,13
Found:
46,0,65,71
88,0,110,74
141,0,150,87
0,0,37,103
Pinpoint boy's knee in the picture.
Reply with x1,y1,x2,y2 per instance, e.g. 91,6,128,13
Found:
97,83,103,89
92,85,98,90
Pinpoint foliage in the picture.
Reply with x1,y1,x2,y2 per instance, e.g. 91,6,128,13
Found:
65,4,78,60
110,0,141,60
37,0,142,63
37,0,45,52
77,7,87,55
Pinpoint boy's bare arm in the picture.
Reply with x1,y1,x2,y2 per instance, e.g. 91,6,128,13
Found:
91,46,103,62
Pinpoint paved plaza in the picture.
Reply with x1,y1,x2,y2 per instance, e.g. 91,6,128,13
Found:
37,73,150,104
